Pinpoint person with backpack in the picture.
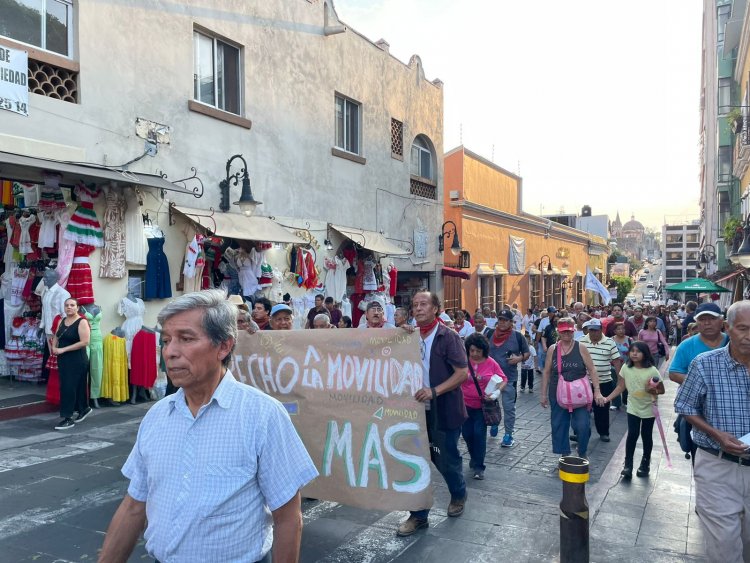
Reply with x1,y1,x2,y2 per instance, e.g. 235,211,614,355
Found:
603,341,665,478
487,309,530,447
540,317,605,459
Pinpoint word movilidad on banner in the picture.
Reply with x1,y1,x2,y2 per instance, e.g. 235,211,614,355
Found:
232,328,433,512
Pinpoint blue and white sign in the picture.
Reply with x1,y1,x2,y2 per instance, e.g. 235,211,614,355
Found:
0,46,28,116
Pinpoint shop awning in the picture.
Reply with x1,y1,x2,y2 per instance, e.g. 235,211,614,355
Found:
560,269,571,276
173,205,302,244
575,270,583,277
477,263,494,276
715,269,743,283
0,150,202,197
551,267,562,275
528,267,541,275
493,264,508,275
442,267,470,280
593,267,603,274
330,224,410,256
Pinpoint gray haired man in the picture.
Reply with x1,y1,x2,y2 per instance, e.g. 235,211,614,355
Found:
99,290,318,563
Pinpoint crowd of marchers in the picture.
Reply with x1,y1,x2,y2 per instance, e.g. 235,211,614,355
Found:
95,289,750,563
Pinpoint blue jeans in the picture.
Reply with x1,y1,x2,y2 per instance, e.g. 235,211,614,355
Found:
462,407,487,471
411,417,466,519
549,387,591,456
537,343,546,370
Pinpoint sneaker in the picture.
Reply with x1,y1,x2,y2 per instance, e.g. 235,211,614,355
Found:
621,465,633,479
600,435,610,443
490,425,499,437
520,387,526,392
54,418,75,430
473,470,485,480
447,494,467,517
75,407,93,423
396,515,428,536
609,405,618,411
528,388,533,393
501,433,516,448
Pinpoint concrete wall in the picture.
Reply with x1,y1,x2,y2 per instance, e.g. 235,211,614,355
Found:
0,0,444,333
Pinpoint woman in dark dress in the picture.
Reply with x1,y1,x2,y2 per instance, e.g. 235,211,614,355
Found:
52,298,91,430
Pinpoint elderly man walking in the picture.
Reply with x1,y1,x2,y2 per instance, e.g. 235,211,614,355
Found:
98,290,318,563
674,301,750,563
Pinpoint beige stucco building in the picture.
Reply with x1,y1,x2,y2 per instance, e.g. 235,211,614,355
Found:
0,0,445,334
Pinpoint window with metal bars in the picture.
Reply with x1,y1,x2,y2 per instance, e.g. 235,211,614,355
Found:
495,275,505,313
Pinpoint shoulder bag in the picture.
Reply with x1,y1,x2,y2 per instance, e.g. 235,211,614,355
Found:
555,342,593,413
656,331,667,357
469,362,502,426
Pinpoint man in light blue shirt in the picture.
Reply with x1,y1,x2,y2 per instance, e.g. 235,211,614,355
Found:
99,290,318,563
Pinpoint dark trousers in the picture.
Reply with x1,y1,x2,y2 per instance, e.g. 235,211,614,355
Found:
591,379,616,437
625,414,655,466
411,414,466,519
60,365,88,419
462,407,488,471
520,368,534,390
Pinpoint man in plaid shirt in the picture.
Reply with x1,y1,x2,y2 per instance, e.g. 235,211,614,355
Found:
674,300,750,562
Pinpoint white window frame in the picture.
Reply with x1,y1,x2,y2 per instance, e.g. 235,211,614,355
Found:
334,94,362,155
2,0,74,57
411,136,434,181
193,29,243,116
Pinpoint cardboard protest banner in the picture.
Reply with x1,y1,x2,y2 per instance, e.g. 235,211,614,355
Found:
231,328,433,512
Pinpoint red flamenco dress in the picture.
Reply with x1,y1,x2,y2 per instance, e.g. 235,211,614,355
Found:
45,315,62,405
66,244,95,305
130,329,157,388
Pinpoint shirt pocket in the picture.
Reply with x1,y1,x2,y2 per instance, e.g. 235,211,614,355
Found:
198,464,254,519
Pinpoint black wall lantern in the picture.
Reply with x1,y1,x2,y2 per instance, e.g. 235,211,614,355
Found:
439,220,461,256
222,154,262,216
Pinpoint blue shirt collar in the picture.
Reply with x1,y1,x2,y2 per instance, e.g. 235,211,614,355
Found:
167,370,237,412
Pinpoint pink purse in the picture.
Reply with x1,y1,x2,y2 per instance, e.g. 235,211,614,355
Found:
555,342,593,412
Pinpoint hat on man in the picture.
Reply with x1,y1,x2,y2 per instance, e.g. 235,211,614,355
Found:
270,303,293,317
583,318,602,330
227,294,249,312
694,302,723,319
366,300,385,311
547,306,557,314
439,312,452,322
498,310,515,321
557,318,575,332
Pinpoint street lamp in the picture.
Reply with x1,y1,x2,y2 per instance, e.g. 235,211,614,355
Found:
225,154,262,216
439,220,462,256
735,215,750,269
539,255,553,273
696,244,716,270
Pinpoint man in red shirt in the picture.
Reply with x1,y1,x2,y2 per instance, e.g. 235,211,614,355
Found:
603,303,638,338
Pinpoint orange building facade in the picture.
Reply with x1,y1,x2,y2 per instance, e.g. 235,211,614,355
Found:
442,147,609,314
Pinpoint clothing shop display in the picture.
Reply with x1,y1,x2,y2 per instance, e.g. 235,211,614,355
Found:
101,334,129,402
236,246,263,297
324,255,349,302
362,257,377,291
19,182,40,208
130,329,157,388
18,214,37,255
182,234,204,293
118,296,145,363
55,207,77,287
10,268,28,306
66,244,95,304
388,265,398,297
3,216,15,269
38,210,60,249
36,280,70,336
144,237,172,299
1,180,13,206
64,183,103,247
45,315,62,406
124,190,147,266
2,272,25,345
85,309,103,399
39,174,66,211
6,316,44,381
258,261,273,288
99,187,127,279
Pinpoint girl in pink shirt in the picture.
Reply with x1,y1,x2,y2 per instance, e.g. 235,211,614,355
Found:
462,333,507,480
638,316,670,369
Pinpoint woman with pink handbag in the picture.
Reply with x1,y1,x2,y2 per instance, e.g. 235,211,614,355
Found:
540,317,606,459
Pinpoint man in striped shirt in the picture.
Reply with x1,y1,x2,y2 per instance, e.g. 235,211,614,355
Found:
579,318,622,443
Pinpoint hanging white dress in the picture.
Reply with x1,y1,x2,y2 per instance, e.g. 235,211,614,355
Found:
38,211,59,249
118,296,145,367
124,191,147,266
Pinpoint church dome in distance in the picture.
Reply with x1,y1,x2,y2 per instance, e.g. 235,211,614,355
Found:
622,214,644,233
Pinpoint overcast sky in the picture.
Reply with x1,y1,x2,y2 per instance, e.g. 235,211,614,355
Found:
335,0,703,232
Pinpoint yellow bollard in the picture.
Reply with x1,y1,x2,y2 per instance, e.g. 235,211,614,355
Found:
559,455,590,562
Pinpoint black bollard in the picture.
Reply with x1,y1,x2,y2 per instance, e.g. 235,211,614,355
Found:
558,455,589,563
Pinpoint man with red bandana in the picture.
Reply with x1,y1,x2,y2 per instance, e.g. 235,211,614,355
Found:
358,301,395,329
396,291,468,537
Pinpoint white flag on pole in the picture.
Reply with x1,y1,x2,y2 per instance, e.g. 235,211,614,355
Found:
585,268,612,305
